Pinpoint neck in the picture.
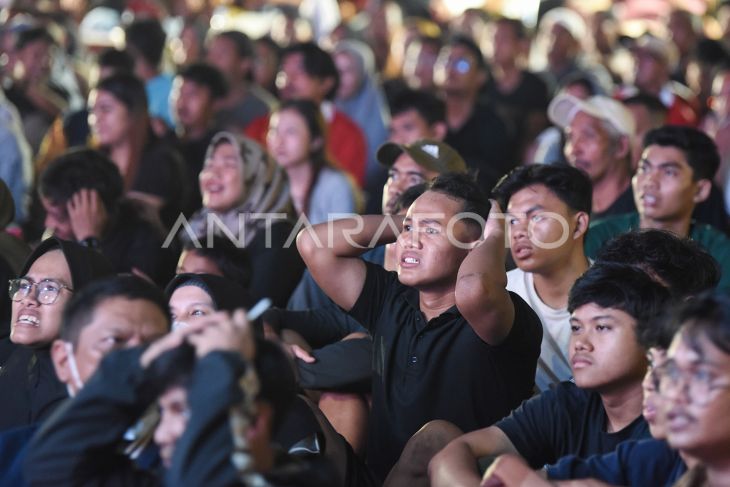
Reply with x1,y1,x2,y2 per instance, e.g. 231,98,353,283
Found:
179,122,209,141
419,287,456,321
445,92,477,130
492,63,521,92
600,380,644,433
285,163,314,214
532,250,590,309
222,81,250,106
639,215,692,238
591,170,630,214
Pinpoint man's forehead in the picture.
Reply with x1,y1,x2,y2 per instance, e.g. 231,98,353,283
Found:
406,191,462,216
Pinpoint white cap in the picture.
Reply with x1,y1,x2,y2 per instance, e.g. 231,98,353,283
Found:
79,7,121,47
548,93,636,137
539,7,587,40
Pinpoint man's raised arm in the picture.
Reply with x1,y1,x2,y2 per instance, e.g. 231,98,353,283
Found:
455,202,515,345
296,215,402,311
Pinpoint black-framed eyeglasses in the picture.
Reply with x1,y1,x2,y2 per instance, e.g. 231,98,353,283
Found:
8,278,74,305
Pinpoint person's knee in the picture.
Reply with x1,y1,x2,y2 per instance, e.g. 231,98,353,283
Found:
400,420,463,474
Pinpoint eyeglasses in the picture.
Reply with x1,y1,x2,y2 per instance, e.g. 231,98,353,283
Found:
8,278,73,305
659,359,730,405
444,56,473,74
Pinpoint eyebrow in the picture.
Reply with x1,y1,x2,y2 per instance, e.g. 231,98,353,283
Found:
507,204,544,216
640,159,684,169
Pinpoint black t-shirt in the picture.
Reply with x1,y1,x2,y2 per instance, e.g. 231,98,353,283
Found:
445,102,513,195
349,262,542,480
592,185,636,221
496,381,650,468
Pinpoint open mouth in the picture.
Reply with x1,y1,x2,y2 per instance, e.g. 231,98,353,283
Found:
17,314,40,327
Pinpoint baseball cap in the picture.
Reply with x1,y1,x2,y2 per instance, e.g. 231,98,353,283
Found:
548,93,636,137
539,7,586,41
630,34,678,67
376,140,467,174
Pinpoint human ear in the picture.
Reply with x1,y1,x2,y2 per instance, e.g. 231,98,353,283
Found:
693,179,712,204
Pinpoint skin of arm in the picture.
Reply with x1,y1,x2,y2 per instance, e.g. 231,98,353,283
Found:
455,201,515,345
429,426,519,487
296,214,402,312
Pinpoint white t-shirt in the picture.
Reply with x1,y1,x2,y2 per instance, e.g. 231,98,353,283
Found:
507,267,573,391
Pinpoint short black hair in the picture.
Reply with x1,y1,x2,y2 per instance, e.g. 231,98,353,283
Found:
392,183,428,214
39,148,124,212
60,274,171,345
691,37,729,65
124,18,166,68
95,72,148,115
146,338,296,434
622,92,667,118
428,172,490,237
639,309,684,350
492,164,592,214
494,16,527,40
643,125,720,181
559,73,598,96
670,290,730,355
214,30,254,59
445,34,486,70
389,88,446,125
568,263,670,342
97,48,135,73
15,27,54,50
182,236,252,289
282,42,339,100
177,62,229,100
595,229,720,298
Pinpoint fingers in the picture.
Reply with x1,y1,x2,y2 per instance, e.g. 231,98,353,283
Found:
290,344,316,363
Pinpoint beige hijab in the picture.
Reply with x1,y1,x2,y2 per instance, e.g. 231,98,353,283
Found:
188,132,293,246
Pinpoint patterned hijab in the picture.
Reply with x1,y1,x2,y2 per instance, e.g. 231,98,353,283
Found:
188,132,293,246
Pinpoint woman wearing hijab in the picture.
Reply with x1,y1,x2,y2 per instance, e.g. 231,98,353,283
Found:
186,133,304,307
0,180,31,338
333,39,391,208
0,237,113,430
166,273,254,331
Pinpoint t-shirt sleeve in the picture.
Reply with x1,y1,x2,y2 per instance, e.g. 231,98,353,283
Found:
347,260,399,334
497,292,543,356
495,387,561,468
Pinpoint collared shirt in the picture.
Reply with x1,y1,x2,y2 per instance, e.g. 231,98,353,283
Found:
349,262,542,480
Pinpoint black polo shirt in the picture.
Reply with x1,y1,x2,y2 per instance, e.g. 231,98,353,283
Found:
349,262,542,480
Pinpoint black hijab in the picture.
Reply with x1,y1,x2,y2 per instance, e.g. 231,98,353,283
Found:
165,273,254,312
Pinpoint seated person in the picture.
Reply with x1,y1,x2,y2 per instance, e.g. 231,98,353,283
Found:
182,132,304,308
428,263,669,487
176,236,252,291
0,274,170,486
482,290,730,487
40,148,178,286
492,164,592,391
0,237,112,431
24,311,337,486
585,125,730,291
298,173,543,481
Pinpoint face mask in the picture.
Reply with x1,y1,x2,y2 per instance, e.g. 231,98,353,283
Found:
64,341,84,395
172,321,188,331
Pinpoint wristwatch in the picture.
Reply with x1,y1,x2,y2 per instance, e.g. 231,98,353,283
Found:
79,236,101,249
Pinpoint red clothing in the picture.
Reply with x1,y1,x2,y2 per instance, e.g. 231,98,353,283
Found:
245,110,367,187
615,82,699,127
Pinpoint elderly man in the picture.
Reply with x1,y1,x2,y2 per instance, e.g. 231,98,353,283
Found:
548,92,636,219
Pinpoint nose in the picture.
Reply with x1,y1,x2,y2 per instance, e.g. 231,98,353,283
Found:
154,415,174,447
572,334,592,353
398,227,421,250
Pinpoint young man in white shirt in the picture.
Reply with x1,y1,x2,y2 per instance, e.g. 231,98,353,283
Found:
492,164,592,390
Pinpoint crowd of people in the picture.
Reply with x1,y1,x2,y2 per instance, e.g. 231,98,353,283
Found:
2,0,730,485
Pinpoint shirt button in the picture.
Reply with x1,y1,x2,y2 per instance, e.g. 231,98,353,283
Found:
411,356,418,364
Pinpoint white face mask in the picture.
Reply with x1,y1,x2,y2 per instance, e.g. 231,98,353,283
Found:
171,321,188,331
64,341,84,396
